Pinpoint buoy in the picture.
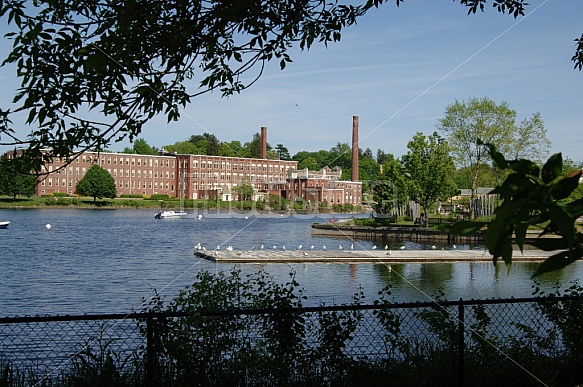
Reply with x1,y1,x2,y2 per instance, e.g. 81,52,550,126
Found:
330,219,335,223
45,224,52,230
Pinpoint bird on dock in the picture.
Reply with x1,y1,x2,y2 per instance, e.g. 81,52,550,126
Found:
339,245,343,250
260,244,264,249
202,247,207,252
216,244,221,250
303,252,309,256
323,245,327,250
282,245,286,250
310,245,315,250
350,243,354,250
273,246,277,250
297,244,303,250
399,246,405,250
453,244,457,249
386,250,392,256
384,245,389,250
372,245,377,250
252,246,256,250
226,245,233,252
431,245,436,250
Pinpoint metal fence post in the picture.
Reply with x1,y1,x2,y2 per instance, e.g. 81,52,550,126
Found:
458,299,465,387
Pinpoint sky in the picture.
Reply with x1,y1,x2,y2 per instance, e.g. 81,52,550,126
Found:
1,0,582,162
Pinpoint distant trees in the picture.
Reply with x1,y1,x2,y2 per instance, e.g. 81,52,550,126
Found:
122,138,158,155
234,178,254,201
75,165,116,202
437,97,550,217
401,132,458,226
0,162,37,199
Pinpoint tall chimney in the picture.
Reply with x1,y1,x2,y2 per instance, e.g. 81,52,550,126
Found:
351,116,359,182
260,126,267,159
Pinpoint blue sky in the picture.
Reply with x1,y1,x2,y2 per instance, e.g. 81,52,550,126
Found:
1,0,582,162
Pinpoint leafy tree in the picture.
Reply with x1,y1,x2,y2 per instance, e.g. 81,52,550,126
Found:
401,132,458,226
275,144,291,160
1,0,579,172
75,165,116,202
188,133,221,156
163,141,200,155
235,177,254,201
219,140,247,158
245,133,264,159
373,154,408,214
437,97,550,217
122,138,158,155
0,162,37,199
449,143,583,277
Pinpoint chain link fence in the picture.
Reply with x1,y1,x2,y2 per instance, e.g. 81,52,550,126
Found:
2,296,583,386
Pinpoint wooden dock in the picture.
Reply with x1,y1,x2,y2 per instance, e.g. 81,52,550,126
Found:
194,249,555,264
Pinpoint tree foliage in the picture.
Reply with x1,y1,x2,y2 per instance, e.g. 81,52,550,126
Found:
122,138,158,155
401,132,458,225
0,161,37,199
75,164,116,202
235,177,254,201
449,142,583,277
0,0,580,173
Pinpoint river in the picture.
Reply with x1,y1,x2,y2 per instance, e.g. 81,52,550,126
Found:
1,208,581,316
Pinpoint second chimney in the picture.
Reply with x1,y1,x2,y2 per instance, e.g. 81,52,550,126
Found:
351,116,359,182
261,127,267,159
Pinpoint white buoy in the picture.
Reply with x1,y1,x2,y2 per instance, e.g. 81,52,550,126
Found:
45,224,52,230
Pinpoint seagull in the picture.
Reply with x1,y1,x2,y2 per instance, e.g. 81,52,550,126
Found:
399,246,405,250
310,245,315,250
453,244,457,249
297,244,302,250
339,245,343,250
431,245,436,250
202,247,207,252
273,246,277,250
260,244,264,250
216,245,221,250
372,245,377,250
386,250,392,256
226,245,233,252
350,243,354,250
282,245,286,250
323,245,327,250
384,245,389,250
303,252,309,256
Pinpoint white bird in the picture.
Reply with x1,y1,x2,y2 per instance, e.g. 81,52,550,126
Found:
194,243,201,251
282,245,286,250
399,246,405,250
310,245,315,250
350,243,354,250
46,224,52,230
202,247,207,252
323,245,327,250
226,245,234,252
244,216,249,219
384,245,389,250
216,245,221,250
273,246,277,250
372,245,377,250
297,244,303,250
339,245,343,250
431,245,436,250
303,252,308,256
260,244,264,250
453,244,457,249
386,250,392,255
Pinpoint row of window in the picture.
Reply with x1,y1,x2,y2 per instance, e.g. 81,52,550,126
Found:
188,160,293,172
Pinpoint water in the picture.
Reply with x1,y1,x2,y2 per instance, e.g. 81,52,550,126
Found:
1,209,582,316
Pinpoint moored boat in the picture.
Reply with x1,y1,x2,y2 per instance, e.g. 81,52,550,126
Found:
154,210,187,219
0,221,10,229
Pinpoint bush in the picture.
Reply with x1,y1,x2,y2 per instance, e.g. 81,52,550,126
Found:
148,194,171,200
119,194,144,199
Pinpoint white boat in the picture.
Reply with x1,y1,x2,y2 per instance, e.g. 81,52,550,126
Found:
0,221,10,229
155,210,187,219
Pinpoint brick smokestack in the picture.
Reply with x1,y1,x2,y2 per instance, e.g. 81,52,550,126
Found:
261,126,267,159
351,116,359,182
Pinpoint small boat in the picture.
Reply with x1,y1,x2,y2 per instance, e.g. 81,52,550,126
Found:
155,210,187,219
0,221,10,229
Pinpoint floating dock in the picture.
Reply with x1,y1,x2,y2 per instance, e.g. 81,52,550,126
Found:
194,249,555,264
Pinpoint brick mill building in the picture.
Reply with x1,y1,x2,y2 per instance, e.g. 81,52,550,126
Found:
3,119,363,205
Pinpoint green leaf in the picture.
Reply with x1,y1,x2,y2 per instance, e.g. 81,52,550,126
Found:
514,222,528,252
551,172,581,200
544,202,576,246
447,220,486,236
528,238,568,251
507,158,540,177
532,248,583,278
541,153,563,184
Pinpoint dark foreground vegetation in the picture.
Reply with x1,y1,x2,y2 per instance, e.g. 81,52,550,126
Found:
2,270,583,386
